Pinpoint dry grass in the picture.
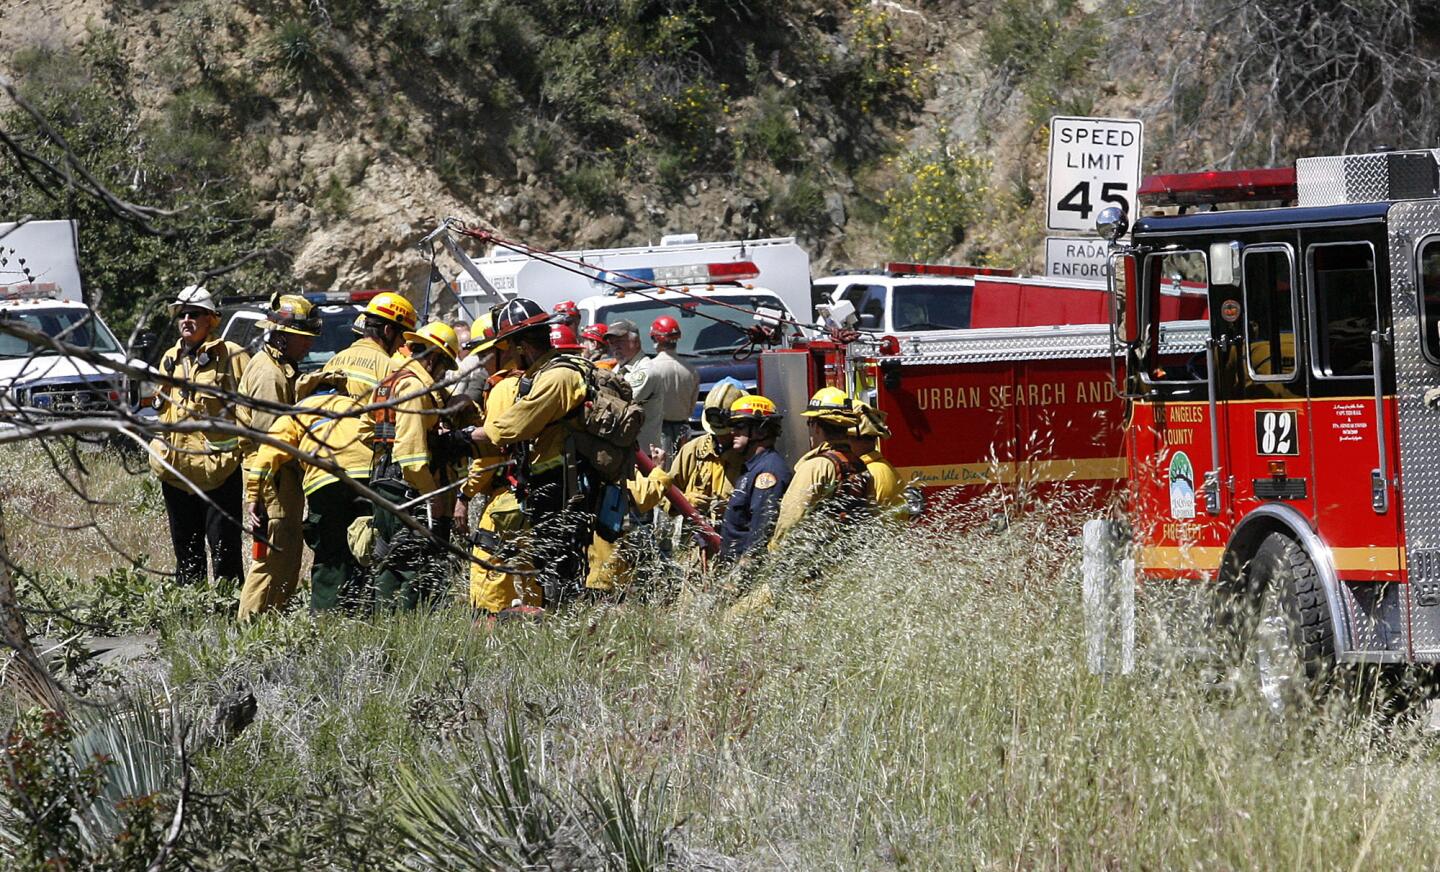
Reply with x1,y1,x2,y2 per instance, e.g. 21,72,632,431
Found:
8,442,1440,868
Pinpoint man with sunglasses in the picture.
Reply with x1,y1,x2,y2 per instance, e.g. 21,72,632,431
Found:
148,285,252,586
237,293,322,619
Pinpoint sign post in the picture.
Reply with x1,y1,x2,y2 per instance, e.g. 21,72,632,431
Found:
1046,116,1144,233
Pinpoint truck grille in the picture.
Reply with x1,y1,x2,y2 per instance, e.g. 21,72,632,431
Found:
5,380,124,417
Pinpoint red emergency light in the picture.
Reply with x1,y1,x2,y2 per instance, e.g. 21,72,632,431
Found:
349,289,384,302
884,263,1015,279
1138,168,1297,207
704,261,761,281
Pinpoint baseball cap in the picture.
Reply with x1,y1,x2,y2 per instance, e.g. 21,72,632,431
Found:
606,319,639,340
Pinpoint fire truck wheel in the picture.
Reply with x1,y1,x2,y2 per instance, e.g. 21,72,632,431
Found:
1247,532,1335,715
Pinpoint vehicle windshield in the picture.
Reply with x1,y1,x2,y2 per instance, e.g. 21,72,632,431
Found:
596,294,794,355
890,284,973,331
302,306,362,370
0,307,122,358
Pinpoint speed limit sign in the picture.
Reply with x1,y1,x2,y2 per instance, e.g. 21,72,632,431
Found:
1046,116,1144,232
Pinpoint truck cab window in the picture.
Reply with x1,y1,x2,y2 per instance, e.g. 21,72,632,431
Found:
1308,242,1377,378
1242,247,1297,380
1142,251,1209,383
842,284,886,328
1418,238,1440,363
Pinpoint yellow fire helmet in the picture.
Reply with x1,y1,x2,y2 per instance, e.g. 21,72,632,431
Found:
351,313,367,336
854,402,892,439
802,386,858,425
701,378,748,435
729,393,778,421
465,310,499,354
363,291,418,332
260,294,322,337
403,321,460,369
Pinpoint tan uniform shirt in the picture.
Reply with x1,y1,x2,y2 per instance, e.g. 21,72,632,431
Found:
668,433,744,520
148,336,250,491
647,349,700,423
623,350,699,451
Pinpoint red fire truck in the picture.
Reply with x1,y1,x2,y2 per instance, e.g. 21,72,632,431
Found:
761,270,1204,512
1102,149,1440,704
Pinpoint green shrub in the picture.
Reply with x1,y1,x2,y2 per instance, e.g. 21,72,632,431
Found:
735,90,804,167
833,2,930,117
882,136,988,261
559,161,622,210
982,0,1103,127
774,170,829,235
269,17,328,80
315,172,354,221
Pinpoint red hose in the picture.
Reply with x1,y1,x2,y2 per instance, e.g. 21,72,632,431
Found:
634,449,722,555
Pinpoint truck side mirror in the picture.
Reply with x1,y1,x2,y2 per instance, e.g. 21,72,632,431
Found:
131,330,157,358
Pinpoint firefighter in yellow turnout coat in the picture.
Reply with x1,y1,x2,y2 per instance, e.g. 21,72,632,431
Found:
236,295,321,619
469,299,595,609
148,285,251,586
667,379,748,522
769,387,874,549
460,311,540,613
853,402,909,519
300,291,417,401
369,322,460,610
245,391,375,612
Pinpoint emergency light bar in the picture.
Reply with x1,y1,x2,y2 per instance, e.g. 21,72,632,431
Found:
0,283,62,302
883,263,1014,279
1138,168,1298,207
594,260,760,288
303,289,383,305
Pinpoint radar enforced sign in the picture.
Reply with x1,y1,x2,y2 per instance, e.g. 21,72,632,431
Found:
1046,116,1144,232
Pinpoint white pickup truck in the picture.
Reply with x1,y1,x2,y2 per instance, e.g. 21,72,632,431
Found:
0,220,138,423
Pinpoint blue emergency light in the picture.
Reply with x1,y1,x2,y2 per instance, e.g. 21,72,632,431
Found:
593,261,759,290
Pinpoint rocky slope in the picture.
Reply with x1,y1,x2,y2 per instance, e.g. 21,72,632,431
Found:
7,0,1431,315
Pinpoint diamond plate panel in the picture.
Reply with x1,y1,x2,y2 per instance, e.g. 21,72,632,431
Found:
1298,151,1440,207
849,323,1208,366
1389,200,1440,658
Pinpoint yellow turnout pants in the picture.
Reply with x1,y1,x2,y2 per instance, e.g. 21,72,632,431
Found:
237,466,306,620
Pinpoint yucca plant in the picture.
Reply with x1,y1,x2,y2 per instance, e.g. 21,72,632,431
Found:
580,756,674,872
0,692,182,868
394,706,569,870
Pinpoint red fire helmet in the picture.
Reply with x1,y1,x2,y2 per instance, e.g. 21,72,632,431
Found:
651,315,681,341
549,323,582,350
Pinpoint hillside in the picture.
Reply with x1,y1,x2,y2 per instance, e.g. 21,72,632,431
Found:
5,0,1440,329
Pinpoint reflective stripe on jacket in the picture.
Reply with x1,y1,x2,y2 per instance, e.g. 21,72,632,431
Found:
246,392,374,500
148,337,250,491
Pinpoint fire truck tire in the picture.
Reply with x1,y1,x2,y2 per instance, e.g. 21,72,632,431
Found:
1246,532,1335,713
